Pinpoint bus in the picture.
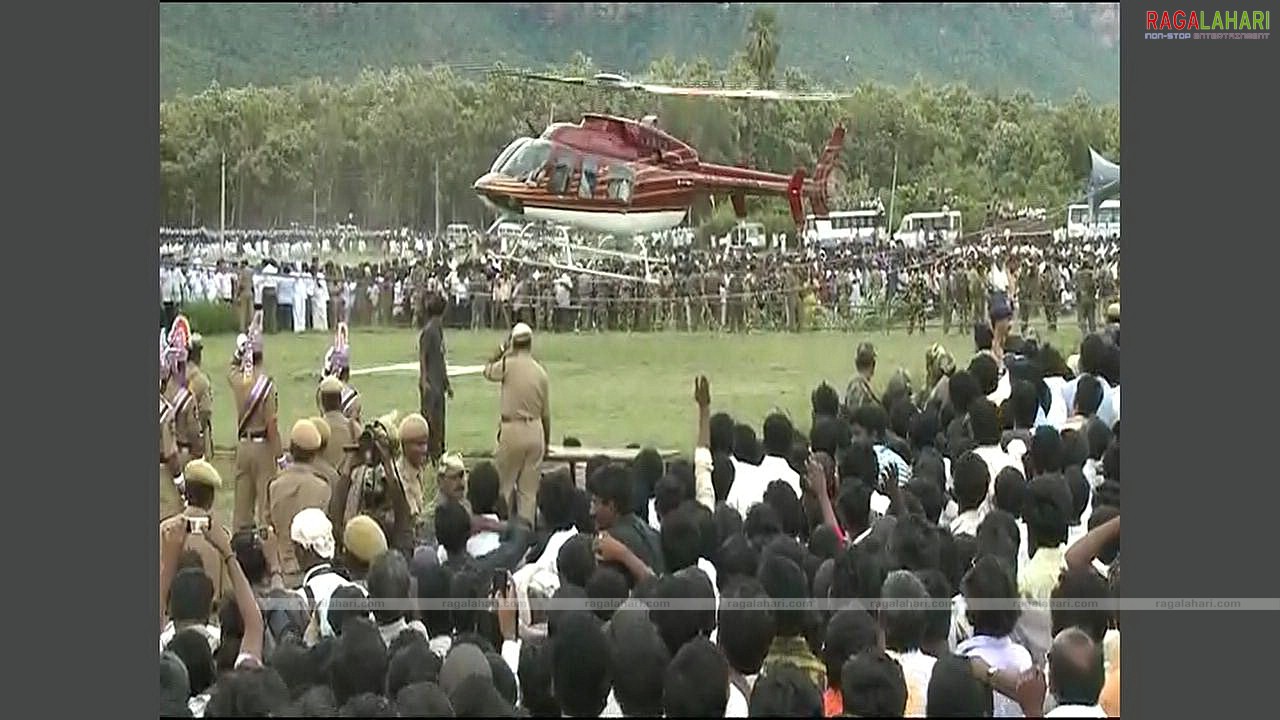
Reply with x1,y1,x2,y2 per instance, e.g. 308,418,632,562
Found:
894,210,963,248
1066,199,1120,241
803,209,886,248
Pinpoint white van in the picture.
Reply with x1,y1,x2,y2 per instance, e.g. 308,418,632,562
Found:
894,210,962,248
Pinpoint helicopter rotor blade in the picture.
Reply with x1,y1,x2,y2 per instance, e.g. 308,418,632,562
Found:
497,69,852,102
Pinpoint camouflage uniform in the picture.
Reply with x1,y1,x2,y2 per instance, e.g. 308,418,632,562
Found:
1075,264,1097,334
967,265,986,327
938,266,953,334
1042,262,1061,332
1018,266,1039,334
906,273,928,335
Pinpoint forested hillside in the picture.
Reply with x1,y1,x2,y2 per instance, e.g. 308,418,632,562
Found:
161,3,1120,101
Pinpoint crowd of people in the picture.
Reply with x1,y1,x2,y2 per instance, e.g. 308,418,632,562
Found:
159,256,1122,717
161,230,1119,337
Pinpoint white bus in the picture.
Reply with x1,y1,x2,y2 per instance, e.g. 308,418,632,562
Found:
803,209,886,248
1066,199,1120,241
894,210,962,248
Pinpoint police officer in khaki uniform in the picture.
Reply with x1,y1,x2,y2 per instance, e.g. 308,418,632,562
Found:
160,393,184,523
267,420,333,587
308,416,342,495
396,413,434,527
186,335,213,459
317,375,360,479
483,323,550,524
167,459,233,604
229,314,282,529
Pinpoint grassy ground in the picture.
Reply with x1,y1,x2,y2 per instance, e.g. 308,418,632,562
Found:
198,322,1081,485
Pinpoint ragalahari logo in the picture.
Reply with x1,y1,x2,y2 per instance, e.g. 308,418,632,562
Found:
1144,10,1270,40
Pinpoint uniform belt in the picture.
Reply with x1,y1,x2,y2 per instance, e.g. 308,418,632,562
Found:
239,431,269,441
501,415,538,423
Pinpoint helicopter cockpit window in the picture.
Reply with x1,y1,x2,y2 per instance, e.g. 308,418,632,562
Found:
550,154,573,195
496,138,552,181
606,165,635,204
580,156,599,199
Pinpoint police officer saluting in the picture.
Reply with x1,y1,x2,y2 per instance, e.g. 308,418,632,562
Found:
483,323,550,524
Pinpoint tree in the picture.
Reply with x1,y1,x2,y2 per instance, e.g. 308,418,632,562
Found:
745,7,780,89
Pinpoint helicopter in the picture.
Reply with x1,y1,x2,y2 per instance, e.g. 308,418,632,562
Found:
473,70,850,241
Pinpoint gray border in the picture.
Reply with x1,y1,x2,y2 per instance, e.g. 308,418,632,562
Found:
19,4,1280,716
1123,3,1279,716
12,2,159,716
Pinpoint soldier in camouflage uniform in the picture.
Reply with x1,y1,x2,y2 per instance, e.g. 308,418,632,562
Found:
1075,260,1098,334
681,270,697,331
951,264,969,336
727,270,745,333
937,261,953,334
905,270,928,335
967,261,986,328
743,268,757,331
1042,258,1061,332
1018,261,1039,335
618,279,634,333
596,277,613,331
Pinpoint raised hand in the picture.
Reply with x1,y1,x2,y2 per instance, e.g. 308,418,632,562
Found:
694,375,711,407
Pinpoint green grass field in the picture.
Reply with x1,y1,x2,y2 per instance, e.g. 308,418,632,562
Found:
200,322,1082,461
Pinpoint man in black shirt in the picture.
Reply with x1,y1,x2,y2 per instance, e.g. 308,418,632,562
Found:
418,294,451,463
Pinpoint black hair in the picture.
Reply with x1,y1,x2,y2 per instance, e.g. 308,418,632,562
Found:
840,651,907,718
1049,628,1106,706
709,412,736,456
967,398,1001,446
654,474,688,522
953,451,991,513
835,480,873,537
1030,426,1065,475
910,404,942,454
914,569,954,652
812,382,842,419
607,610,670,716
947,371,981,421
394,682,454,717
715,533,761,590
1024,474,1073,549
962,555,1021,638
1064,466,1090,525
1074,375,1104,417
584,455,611,489
167,628,214,696
557,534,598,589
1101,442,1119,484
717,577,777,675
204,666,290,718
732,423,764,465
467,461,501,516
386,640,440,697
486,650,519,707
451,674,515,717
412,562,454,638
1009,379,1039,429
711,454,736,504
661,505,700,574
231,529,269,587
687,500,718,561
811,415,853,457
328,617,387,705
840,441,880,490
1083,418,1113,463
764,481,806,539
552,611,613,718
913,447,947,494
1087,505,1121,564
517,638,559,717
290,685,339,717
338,693,395,717
434,501,472,555
663,637,730,718
830,541,887,605
749,664,823,717
1093,479,1121,514
169,568,214,623
1079,334,1108,376
808,523,841,561
1051,565,1112,643
570,487,595,534
744,502,783,548
763,412,797,457
903,477,941,525
650,572,708,656
968,354,1000,396
586,462,632,518
975,510,1020,578
993,467,1028,518
758,552,811,638
823,604,880,690
185,483,216,511
879,570,929,652
713,502,743,548
927,654,994,717
448,571,489,636
366,550,411,624
536,469,577,530
851,403,890,442
585,565,630,622
631,448,667,517
855,344,877,372
888,513,941,572
973,323,994,353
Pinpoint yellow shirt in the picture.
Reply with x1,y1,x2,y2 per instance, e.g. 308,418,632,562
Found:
1019,545,1067,601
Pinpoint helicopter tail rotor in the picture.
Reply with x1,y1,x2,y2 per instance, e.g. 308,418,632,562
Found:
805,123,847,223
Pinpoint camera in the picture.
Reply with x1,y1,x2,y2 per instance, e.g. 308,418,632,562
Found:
186,516,211,535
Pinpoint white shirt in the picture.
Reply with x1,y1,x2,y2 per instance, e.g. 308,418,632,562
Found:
725,457,768,516
973,445,1021,511
1040,376,1070,429
949,507,987,537
467,513,502,558
885,649,937,718
160,622,221,654
379,617,429,647
261,263,279,290
277,272,296,305
957,635,1034,717
1046,704,1107,717
757,455,802,499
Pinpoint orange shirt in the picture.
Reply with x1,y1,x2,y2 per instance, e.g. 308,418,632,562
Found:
823,688,843,717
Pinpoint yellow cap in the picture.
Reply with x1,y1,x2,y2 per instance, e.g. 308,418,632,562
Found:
183,459,222,489
439,453,465,475
318,375,344,395
398,413,430,443
344,514,388,565
309,416,331,447
290,419,322,452
511,322,533,342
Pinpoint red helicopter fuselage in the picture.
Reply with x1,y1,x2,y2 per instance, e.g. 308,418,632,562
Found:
473,114,845,237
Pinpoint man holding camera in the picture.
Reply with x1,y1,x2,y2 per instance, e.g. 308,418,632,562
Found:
483,322,550,524
163,458,234,603
266,420,333,587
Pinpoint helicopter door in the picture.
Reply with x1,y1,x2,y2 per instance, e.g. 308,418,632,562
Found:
606,165,635,205
580,156,599,199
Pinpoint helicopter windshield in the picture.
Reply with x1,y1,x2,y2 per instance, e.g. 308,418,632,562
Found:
489,137,531,174
495,138,553,180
